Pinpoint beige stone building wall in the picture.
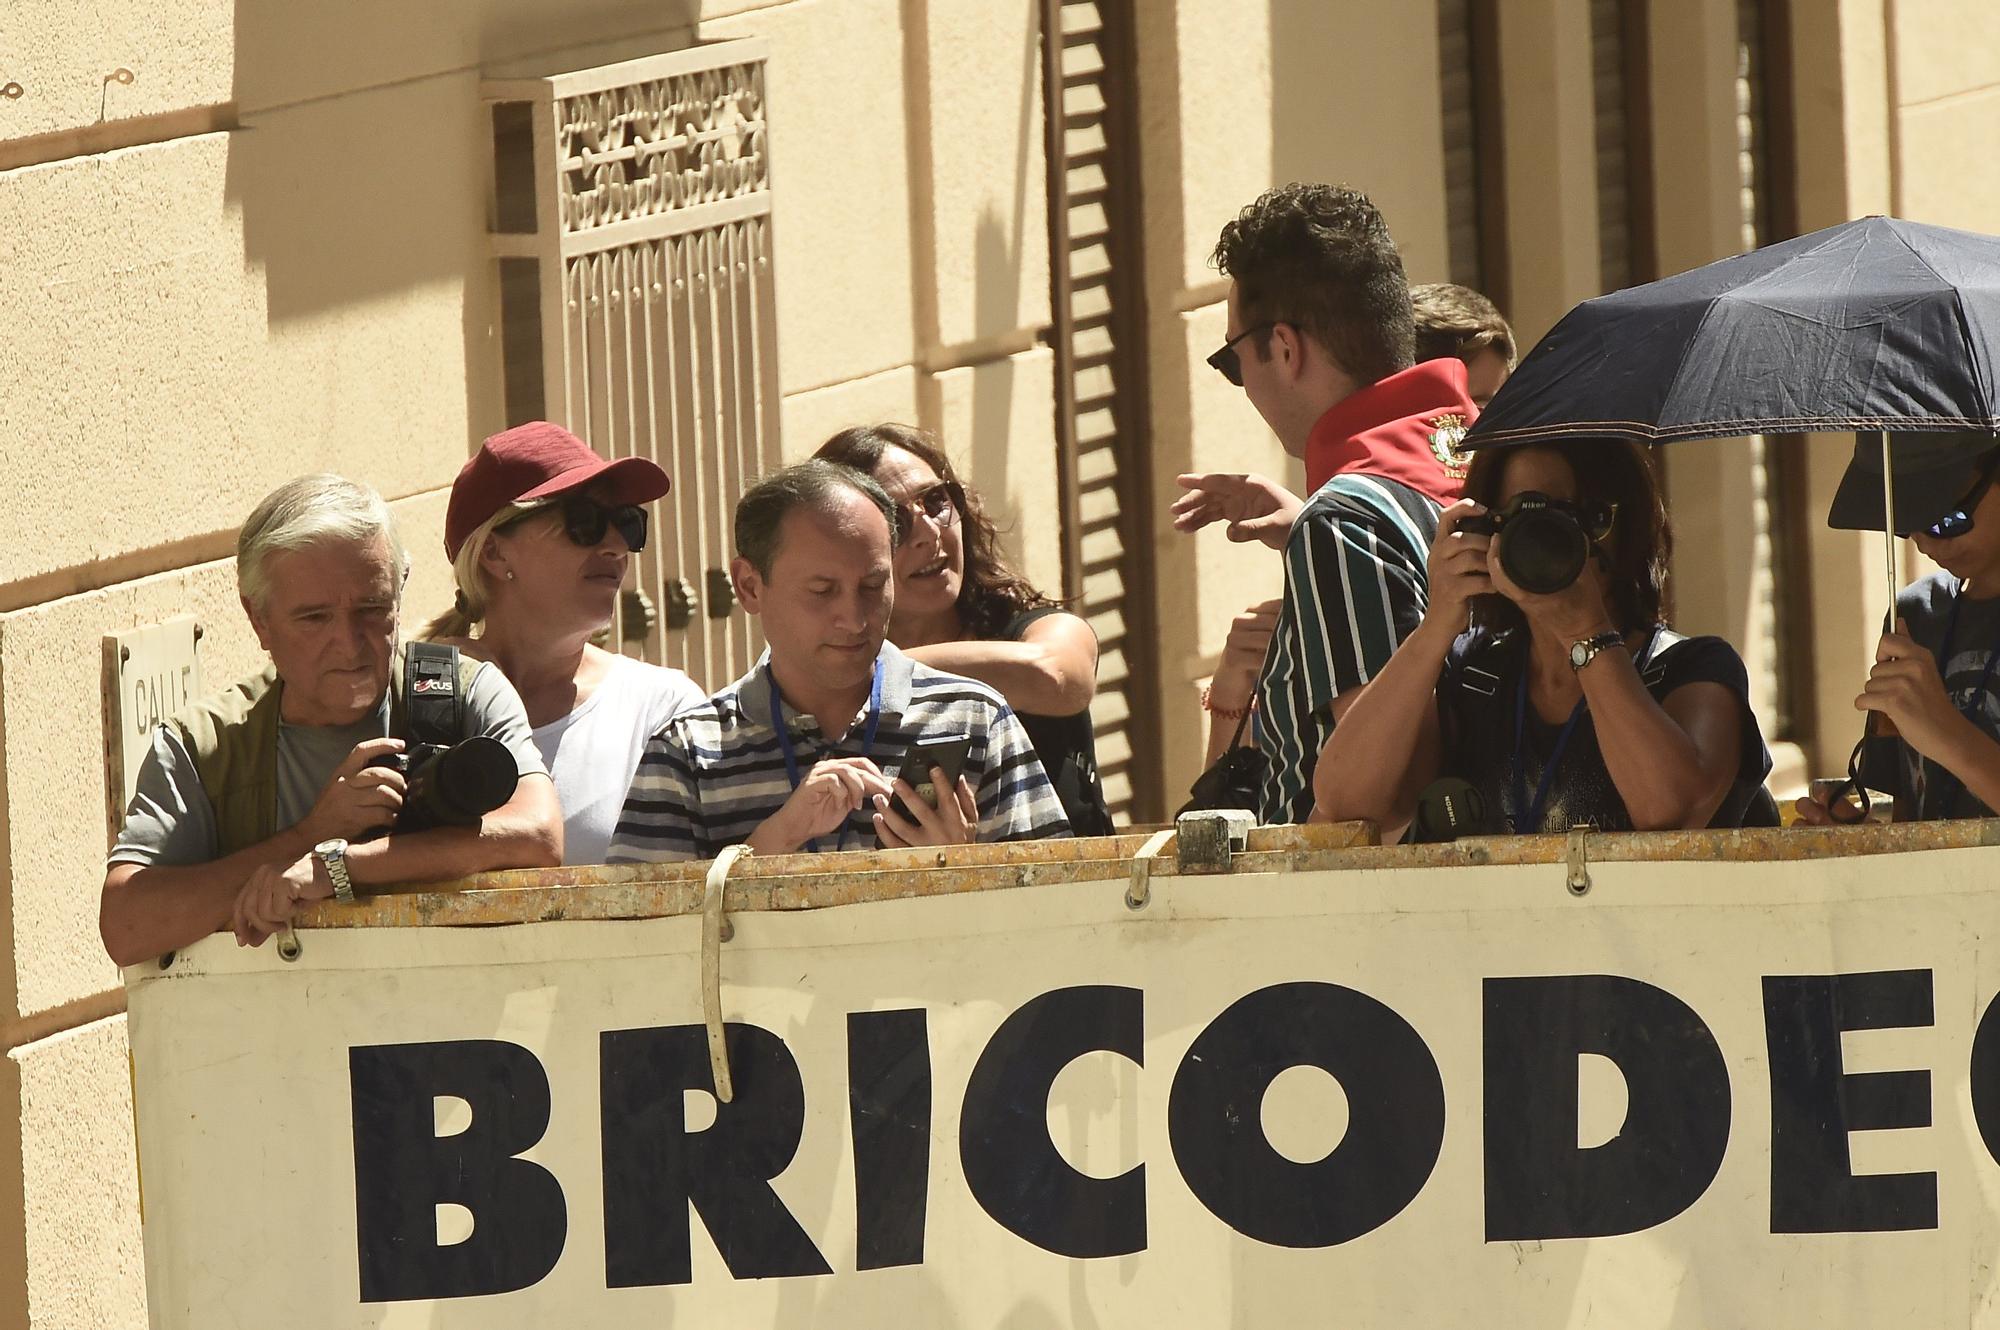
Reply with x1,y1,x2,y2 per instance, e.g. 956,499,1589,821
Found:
1,0,1996,1321
0,3,1054,1321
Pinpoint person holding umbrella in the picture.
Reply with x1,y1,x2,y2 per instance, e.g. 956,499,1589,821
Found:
1797,431,2000,823
1311,437,1776,838
1452,214,2000,827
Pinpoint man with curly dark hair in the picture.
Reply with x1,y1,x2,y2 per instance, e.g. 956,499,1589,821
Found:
1172,182,1479,824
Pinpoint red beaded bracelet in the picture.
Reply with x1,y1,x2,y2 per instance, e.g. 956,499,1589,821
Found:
1200,683,1255,722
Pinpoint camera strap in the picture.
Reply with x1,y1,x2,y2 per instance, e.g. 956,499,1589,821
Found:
403,641,465,746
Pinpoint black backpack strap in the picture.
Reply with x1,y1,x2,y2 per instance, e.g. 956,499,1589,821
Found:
401,641,465,746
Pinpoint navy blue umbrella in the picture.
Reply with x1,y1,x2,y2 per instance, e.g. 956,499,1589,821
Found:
1465,215,2000,448
1463,214,2000,610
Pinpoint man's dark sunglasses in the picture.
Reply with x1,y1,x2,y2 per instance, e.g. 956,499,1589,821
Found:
1924,459,1999,540
520,496,649,552
1206,323,1275,388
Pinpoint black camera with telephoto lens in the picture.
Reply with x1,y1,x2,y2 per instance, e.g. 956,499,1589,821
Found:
364,737,518,834
358,643,518,838
1457,491,1615,595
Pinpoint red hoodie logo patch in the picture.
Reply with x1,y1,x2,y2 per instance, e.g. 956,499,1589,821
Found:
1427,413,1470,480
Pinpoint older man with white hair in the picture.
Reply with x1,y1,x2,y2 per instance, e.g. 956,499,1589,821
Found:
100,475,562,965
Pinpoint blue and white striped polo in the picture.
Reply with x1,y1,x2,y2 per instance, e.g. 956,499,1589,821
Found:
608,642,1071,863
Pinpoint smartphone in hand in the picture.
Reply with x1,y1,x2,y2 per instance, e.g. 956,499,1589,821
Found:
888,734,973,822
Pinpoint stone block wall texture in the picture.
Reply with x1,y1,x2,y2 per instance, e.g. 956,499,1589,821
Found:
3,0,1986,1320
0,0,1067,1319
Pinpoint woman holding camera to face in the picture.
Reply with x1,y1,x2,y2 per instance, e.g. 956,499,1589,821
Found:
815,423,1114,837
427,422,705,864
1313,438,1774,837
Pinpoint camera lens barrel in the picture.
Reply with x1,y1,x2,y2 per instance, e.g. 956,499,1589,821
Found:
406,736,519,826
1498,507,1590,595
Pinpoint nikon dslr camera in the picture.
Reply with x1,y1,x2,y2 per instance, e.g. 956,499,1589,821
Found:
1458,491,1615,594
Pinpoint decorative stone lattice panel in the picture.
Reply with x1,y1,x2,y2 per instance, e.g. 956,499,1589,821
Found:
485,42,779,684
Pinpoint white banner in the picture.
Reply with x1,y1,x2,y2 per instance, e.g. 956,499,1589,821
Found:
128,842,2000,1328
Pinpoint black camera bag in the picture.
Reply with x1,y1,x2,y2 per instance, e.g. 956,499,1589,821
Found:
1178,708,1266,817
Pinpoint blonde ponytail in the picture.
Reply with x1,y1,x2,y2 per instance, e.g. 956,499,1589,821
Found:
419,499,550,641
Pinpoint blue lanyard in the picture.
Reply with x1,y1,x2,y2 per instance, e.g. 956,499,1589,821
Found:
769,659,884,853
1510,669,1588,835
1924,582,2000,816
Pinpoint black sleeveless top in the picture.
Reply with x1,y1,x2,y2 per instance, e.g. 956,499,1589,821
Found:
1005,608,1115,837
1436,624,1779,833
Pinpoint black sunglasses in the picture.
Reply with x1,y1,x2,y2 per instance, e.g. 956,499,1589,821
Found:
524,496,648,552
1206,323,1275,387
1923,461,1998,540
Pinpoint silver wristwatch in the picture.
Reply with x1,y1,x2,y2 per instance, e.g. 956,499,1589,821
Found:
1569,630,1624,672
313,837,356,903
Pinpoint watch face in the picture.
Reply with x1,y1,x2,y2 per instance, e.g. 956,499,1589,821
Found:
1570,641,1590,668
314,838,346,859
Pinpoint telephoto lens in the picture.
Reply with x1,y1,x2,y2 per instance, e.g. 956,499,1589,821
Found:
406,736,518,827
1408,777,1487,843
365,737,519,834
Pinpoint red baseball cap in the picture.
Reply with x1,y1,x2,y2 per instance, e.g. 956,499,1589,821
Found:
445,421,671,558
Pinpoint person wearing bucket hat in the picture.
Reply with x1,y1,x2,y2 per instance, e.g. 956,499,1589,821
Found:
425,421,705,863
1800,429,2000,824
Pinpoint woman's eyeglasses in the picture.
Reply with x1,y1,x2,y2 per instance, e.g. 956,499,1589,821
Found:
1206,323,1275,388
894,481,961,535
507,497,649,552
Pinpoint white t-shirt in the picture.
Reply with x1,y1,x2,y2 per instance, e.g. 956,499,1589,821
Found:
534,655,706,865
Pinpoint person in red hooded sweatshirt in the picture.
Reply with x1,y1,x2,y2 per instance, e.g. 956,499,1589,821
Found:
1172,183,1478,824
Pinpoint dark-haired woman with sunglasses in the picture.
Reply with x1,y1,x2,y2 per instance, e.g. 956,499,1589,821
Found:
1798,435,2000,824
815,424,1114,836
427,422,705,863
1313,437,1775,838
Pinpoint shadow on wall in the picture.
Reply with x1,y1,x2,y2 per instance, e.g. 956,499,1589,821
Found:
959,6,1044,591
963,209,1024,558
221,0,700,446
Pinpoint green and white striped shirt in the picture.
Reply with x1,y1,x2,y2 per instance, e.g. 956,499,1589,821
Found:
1255,473,1441,824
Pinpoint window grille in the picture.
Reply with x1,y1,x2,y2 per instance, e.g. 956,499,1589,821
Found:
484,41,779,686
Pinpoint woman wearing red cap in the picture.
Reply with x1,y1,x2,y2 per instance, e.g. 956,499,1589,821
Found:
428,422,705,863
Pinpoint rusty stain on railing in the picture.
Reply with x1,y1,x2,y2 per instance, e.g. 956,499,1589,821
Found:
289,819,2000,933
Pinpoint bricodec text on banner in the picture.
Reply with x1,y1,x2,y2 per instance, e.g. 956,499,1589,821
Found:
127,840,2000,1327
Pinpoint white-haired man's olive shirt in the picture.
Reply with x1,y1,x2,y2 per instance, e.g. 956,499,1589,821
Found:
110,662,545,867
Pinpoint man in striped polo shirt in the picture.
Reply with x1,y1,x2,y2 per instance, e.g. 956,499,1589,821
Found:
609,461,1069,863
1175,183,1479,825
